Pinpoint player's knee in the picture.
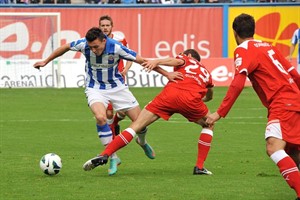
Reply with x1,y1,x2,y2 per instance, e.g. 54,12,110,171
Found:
266,137,286,156
95,114,107,124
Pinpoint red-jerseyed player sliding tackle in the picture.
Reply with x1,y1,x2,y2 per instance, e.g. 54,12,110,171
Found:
205,13,300,200
83,49,215,175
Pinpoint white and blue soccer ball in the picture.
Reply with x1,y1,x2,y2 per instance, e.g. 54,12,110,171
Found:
39,153,62,175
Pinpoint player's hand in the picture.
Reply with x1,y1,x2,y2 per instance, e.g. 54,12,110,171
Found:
167,71,184,83
120,69,128,77
141,60,159,72
206,112,221,125
33,61,47,70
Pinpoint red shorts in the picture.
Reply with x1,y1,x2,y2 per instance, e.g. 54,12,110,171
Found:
267,110,300,145
279,111,300,145
146,87,208,122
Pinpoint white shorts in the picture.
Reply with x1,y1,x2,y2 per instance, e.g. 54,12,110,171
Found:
265,120,283,140
85,85,139,112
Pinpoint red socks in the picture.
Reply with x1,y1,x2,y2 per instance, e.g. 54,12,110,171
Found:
196,129,213,169
101,128,136,156
271,150,300,197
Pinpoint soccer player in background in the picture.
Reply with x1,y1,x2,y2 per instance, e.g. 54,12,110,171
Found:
97,15,133,175
33,27,183,176
287,28,300,73
83,49,215,175
205,13,300,200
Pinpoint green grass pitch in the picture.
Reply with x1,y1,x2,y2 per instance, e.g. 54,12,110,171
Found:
0,87,295,200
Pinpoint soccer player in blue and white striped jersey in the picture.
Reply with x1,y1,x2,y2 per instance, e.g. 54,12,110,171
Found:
33,27,183,175
288,28,300,73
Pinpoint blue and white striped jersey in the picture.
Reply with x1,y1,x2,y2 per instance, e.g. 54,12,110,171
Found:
70,37,137,89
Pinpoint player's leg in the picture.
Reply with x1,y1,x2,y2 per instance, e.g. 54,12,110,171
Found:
193,117,213,175
107,102,125,137
177,92,213,175
106,102,115,136
84,88,121,174
112,111,126,136
83,108,159,171
285,143,300,170
103,107,158,158
266,122,300,199
127,107,157,159
91,102,121,175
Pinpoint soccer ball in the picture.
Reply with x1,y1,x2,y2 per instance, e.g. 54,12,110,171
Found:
39,153,62,175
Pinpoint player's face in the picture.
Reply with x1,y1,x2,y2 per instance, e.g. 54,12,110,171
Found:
87,38,106,56
99,19,113,37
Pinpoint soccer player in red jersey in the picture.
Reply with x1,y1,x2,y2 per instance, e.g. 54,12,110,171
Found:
206,13,300,200
83,49,215,175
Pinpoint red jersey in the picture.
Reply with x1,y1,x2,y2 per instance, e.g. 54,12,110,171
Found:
145,54,214,122
218,39,300,119
166,54,214,98
112,33,128,72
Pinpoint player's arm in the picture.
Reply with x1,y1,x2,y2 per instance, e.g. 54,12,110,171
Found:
33,43,71,69
289,67,300,90
287,43,296,62
276,48,300,89
142,57,184,72
206,73,247,125
121,61,133,77
135,56,184,82
202,87,213,102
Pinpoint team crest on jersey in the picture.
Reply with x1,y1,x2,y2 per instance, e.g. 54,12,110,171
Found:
235,57,242,68
108,55,114,61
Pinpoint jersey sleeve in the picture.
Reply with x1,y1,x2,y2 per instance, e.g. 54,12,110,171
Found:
117,44,137,61
234,44,256,76
69,38,86,52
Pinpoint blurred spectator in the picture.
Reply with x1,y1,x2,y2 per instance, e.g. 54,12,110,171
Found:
0,0,10,3
58,0,70,2
148,0,161,3
97,0,108,3
180,0,194,3
161,0,175,3
108,0,121,3
16,0,29,3
122,0,134,3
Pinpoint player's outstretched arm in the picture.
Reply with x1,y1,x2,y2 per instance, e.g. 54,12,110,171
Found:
33,43,71,70
135,56,184,82
142,58,184,72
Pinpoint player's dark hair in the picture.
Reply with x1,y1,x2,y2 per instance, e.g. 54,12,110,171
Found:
183,49,201,61
99,15,113,26
232,13,255,39
85,27,106,42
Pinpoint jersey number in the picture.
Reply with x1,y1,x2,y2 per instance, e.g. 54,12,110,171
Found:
268,50,288,75
184,59,210,83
